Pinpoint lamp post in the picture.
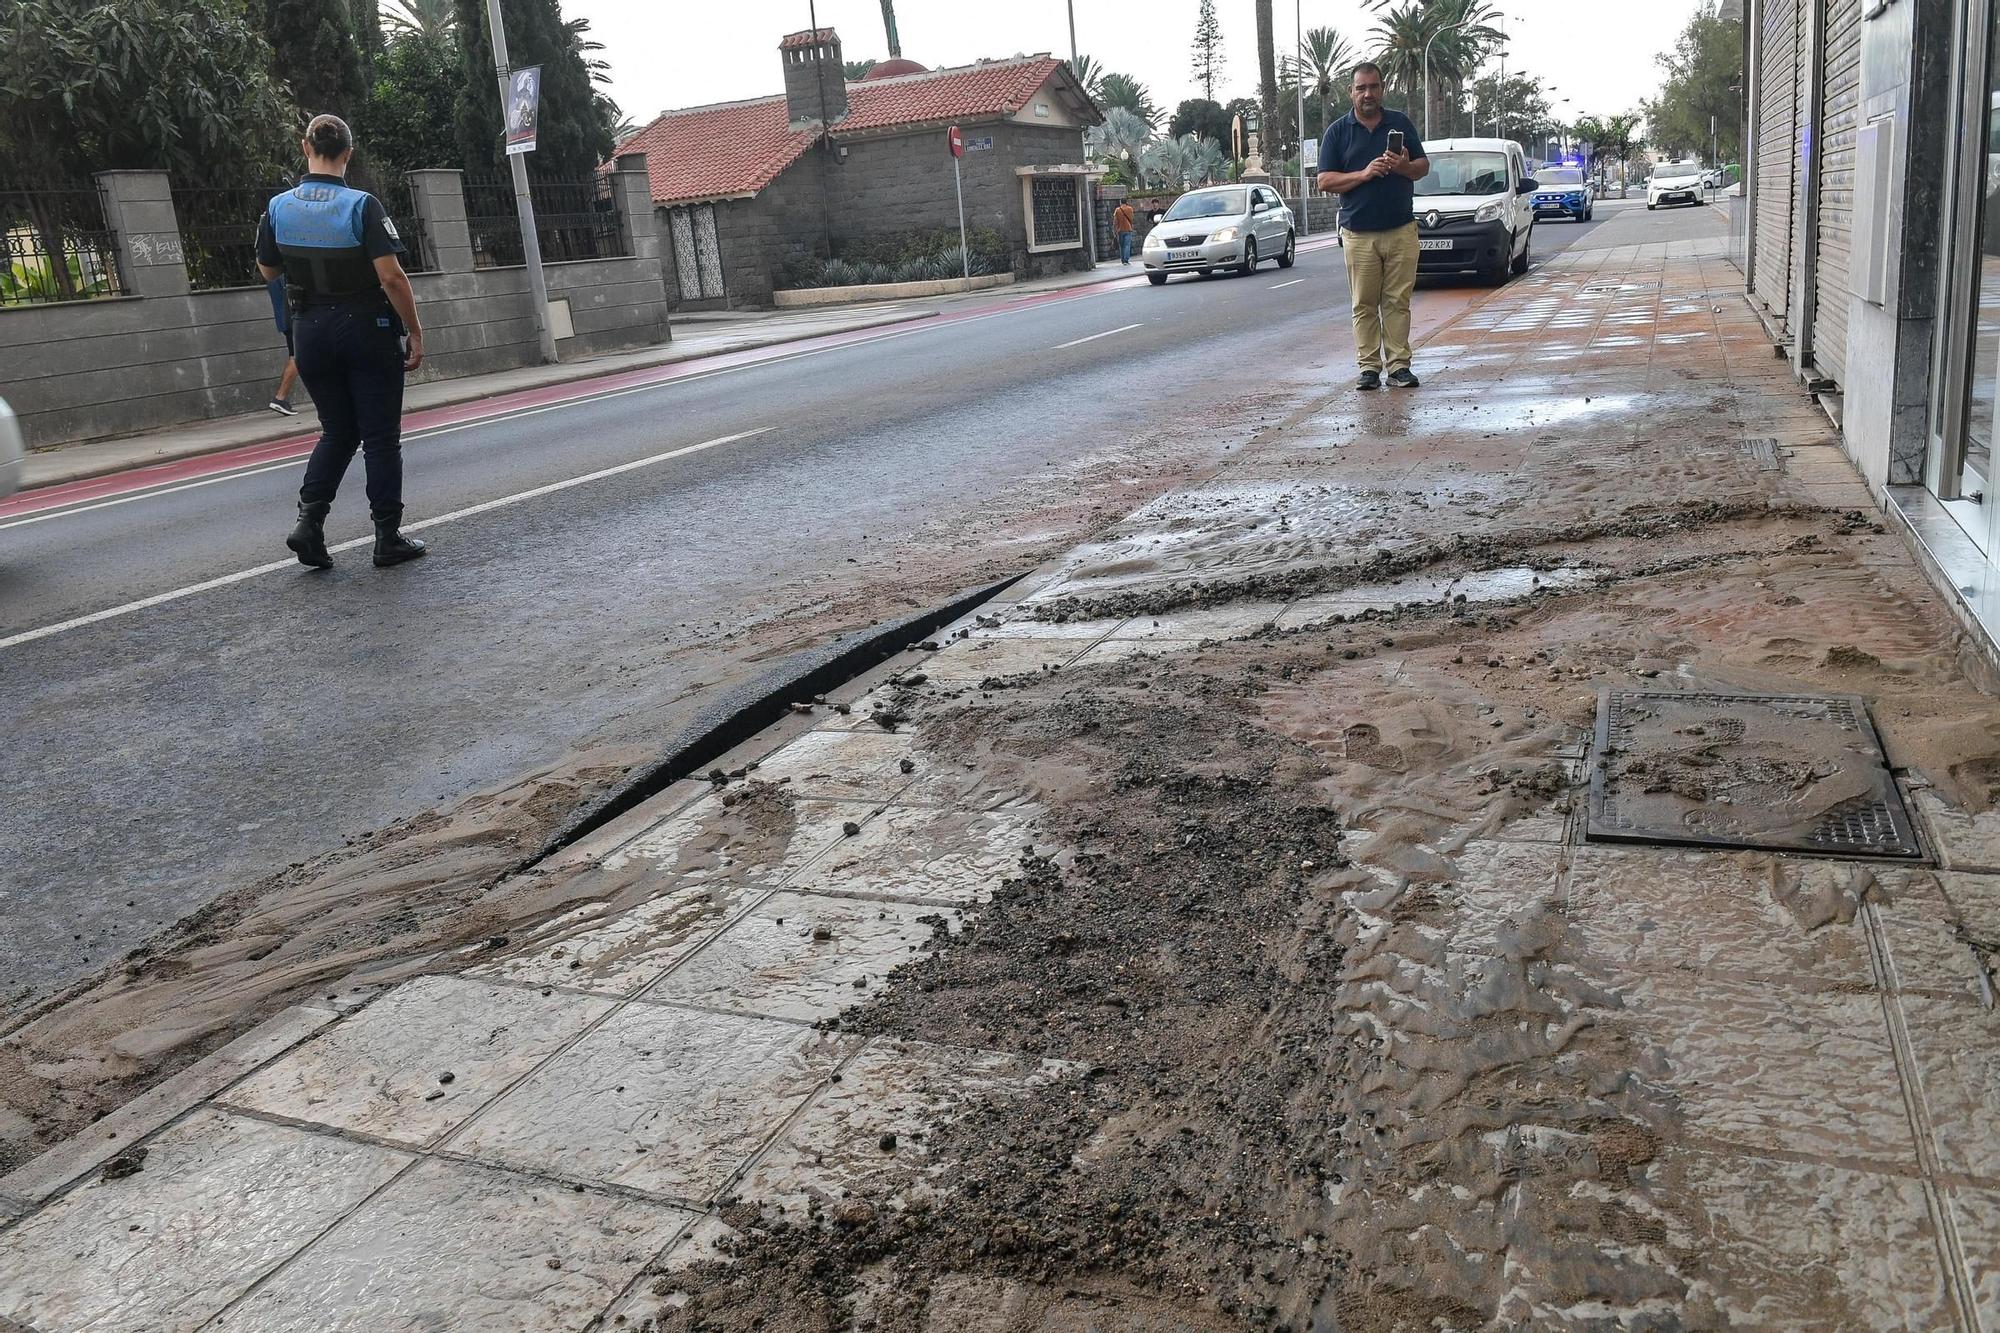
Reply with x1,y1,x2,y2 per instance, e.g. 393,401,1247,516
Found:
482,0,554,363
1423,19,1476,142
1296,0,1308,216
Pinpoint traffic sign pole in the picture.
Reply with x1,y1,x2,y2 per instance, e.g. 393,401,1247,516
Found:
949,125,970,281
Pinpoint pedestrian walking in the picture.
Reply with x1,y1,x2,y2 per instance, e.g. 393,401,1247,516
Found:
256,113,428,570
1315,62,1428,390
1112,199,1136,265
265,272,299,416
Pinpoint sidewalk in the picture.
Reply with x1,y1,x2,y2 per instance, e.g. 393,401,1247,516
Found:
20,262,1143,493
5,237,1999,1331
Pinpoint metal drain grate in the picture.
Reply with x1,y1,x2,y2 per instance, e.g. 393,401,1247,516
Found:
1739,437,1782,470
1587,689,1924,859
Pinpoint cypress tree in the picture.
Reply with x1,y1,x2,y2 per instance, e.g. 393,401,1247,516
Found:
452,0,614,180
256,0,371,127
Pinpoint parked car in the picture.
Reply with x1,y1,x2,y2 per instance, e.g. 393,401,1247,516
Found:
1648,161,1708,209
1412,137,1537,283
1701,167,1725,189
1142,184,1296,285
1531,165,1594,222
0,398,22,503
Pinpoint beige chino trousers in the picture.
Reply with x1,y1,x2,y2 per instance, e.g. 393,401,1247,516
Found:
1340,222,1419,373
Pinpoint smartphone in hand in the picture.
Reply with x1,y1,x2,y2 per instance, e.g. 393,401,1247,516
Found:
1387,129,1405,155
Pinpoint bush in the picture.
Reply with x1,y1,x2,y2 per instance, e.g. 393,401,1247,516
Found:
772,229,1013,290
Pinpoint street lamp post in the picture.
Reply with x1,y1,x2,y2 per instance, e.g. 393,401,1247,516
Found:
1423,19,1476,142
1296,0,1308,219
482,0,554,364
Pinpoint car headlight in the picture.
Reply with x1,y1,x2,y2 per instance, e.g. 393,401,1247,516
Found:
1473,200,1504,224
1210,227,1239,243
1143,232,1164,248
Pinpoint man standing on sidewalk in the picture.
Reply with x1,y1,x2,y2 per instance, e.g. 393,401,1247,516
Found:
1316,62,1428,390
1112,199,1136,265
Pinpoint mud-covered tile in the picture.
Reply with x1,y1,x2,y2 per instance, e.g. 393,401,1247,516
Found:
1914,791,2000,872
1438,840,1564,956
748,729,919,803
1102,601,1291,642
1664,1149,1955,1328
1608,969,1917,1167
1947,1184,2000,1322
736,1039,1076,1216
1564,848,1878,986
1896,994,2000,1182
603,792,868,885
0,1109,409,1333
217,1157,693,1333
467,879,770,998
1877,873,1992,1002
449,1005,851,1202
593,1214,741,1327
221,977,610,1146
788,803,1037,904
922,636,1090,685
642,891,957,1021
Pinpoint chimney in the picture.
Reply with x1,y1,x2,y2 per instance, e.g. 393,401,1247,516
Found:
780,29,847,130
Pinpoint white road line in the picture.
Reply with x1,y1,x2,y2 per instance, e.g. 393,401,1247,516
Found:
1053,322,1144,350
1269,279,1306,289
0,428,771,652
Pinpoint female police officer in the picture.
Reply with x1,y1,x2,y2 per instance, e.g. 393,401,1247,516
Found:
256,113,427,569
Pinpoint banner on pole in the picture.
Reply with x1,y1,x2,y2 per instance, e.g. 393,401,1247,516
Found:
505,66,542,155
1301,138,1318,171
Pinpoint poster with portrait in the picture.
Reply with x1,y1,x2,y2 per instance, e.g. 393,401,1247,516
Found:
505,66,541,155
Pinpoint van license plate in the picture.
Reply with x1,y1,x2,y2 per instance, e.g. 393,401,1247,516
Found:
1418,239,1453,251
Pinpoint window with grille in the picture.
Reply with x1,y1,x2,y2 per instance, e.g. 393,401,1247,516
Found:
1028,177,1081,250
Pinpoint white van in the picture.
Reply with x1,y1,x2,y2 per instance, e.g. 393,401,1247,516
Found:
1412,136,1537,283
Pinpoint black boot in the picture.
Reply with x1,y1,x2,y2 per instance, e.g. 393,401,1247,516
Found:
371,506,428,567
286,501,334,569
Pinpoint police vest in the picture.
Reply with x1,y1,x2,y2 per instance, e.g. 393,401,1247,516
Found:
267,182,382,309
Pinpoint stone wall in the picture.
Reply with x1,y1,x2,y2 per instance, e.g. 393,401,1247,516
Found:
3,164,671,449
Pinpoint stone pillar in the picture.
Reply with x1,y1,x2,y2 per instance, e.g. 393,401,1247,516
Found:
93,170,188,298
406,169,473,274
613,153,658,261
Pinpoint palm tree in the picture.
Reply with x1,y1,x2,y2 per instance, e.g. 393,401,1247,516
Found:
1087,106,1153,186
1192,135,1228,184
1141,137,1193,189
1255,0,1277,162
844,59,878,81
1097,73,1161,129
1069,54,1106,102
1283,26,1356,148
565,15,610,88
1369,0,1499,135
879,0,902,58
382,0,454,42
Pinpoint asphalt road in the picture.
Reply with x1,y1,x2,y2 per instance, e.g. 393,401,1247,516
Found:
0,202,1660,1005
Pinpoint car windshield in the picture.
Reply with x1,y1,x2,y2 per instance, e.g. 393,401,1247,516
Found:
1654,162,1703,179
1161,189,1246,220
1415,152,1509,197
1540,168,1584,185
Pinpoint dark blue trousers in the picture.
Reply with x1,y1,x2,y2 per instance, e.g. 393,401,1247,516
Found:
293,302,407,515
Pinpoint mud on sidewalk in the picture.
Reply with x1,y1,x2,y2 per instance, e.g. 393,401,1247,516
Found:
5,239,2000,1332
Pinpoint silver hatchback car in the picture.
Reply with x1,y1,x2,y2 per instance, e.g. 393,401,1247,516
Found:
1142,184,1297,284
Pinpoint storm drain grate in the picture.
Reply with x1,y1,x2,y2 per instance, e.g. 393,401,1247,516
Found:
1739,437,1782,470
1587,689,1924,859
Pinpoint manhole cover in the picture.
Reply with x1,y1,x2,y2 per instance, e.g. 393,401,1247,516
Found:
1587,690,1923,859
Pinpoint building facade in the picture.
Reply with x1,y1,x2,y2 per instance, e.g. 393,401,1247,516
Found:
1745,0,2000,659
615,29,1103,309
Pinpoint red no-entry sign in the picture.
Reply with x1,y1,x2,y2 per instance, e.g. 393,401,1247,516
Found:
948,125,964,158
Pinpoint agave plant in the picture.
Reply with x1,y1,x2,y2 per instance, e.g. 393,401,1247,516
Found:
821,258,862,288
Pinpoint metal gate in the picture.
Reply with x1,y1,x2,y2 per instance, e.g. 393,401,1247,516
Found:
1810,0,1863,384
669,204,725,302
1753,0,1801,325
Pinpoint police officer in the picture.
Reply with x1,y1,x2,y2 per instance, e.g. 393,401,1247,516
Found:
256,113,427,569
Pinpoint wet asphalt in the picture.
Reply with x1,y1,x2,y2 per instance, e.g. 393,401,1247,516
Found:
0,199,1682,1005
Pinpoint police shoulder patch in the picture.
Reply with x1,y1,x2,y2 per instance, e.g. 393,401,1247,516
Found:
381,216,401,241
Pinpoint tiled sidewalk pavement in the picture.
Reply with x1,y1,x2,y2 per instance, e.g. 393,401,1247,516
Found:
3,234,1999,1329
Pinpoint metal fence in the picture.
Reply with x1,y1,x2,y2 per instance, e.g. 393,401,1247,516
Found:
179,179,435,290
0,181,124,306
464,173,627,269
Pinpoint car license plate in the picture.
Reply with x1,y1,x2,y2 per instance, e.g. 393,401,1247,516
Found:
1418,238,1453,251
1168,249,1201,260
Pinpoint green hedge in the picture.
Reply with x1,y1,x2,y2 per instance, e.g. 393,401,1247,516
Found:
777,226,1012,290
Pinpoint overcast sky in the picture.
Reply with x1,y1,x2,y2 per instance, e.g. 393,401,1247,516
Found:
570,0,1704,131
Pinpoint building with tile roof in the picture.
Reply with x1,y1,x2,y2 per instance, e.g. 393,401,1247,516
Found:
612,27,1102,307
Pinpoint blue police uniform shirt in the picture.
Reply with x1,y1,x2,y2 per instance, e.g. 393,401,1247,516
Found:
1321,109,1425,233
255,173,404,307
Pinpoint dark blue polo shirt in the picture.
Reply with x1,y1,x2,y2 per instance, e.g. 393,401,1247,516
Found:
1321,109,1425,232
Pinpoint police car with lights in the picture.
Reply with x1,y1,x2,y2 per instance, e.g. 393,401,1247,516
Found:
1530,164,1594,222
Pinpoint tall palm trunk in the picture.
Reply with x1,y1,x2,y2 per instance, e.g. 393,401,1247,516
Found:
879,0,901,58
1255,0,1276,164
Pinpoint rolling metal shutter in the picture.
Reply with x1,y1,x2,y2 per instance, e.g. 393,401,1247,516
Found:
1810,0,1863,383
1753,0,1801,325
